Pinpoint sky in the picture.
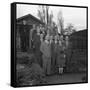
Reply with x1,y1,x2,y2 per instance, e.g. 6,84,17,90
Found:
17,4,87,31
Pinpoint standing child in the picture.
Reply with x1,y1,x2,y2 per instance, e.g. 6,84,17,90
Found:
56,38,66,74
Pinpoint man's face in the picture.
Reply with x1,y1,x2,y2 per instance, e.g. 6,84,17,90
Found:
47,30,50,34
37,26,40,33
23,20,26,25
40,26,42,30
33,24,36,29
60,35,63,40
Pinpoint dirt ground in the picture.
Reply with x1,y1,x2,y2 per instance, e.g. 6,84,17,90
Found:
44,72,87,85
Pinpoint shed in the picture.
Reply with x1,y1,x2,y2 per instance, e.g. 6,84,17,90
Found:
16,14,44,52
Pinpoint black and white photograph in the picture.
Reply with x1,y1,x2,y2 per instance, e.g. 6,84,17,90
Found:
11,2,88,87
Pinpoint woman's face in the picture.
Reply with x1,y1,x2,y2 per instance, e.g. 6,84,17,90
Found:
60,35,63,40
55,35,58,40
55,39,57,43
45,35,50,41
40,34,43,39
66,36,69,40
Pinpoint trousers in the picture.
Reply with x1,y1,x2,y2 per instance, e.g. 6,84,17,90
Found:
42,55,51,75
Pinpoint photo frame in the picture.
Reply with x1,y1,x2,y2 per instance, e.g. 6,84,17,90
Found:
11,2,88,87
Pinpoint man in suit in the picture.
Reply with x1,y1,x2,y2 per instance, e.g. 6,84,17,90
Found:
19,20,30,52
32,25,42,67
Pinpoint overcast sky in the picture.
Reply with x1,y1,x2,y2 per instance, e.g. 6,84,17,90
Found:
17,4,87,31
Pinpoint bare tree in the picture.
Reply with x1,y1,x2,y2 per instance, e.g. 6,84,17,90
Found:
48,11,53,26
37,5,57,35
57,11,64,34
37,5,49,25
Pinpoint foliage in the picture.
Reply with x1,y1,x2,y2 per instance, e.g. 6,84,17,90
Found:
16,54,47,86
64,23,76,35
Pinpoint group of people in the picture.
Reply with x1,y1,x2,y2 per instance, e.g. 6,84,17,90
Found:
31,24,69,76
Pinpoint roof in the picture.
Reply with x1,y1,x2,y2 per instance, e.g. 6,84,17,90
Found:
69,29,88,49
70,29,87,39
17,14,45,25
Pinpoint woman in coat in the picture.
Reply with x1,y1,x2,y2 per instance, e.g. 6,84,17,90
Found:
40,35,51,75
